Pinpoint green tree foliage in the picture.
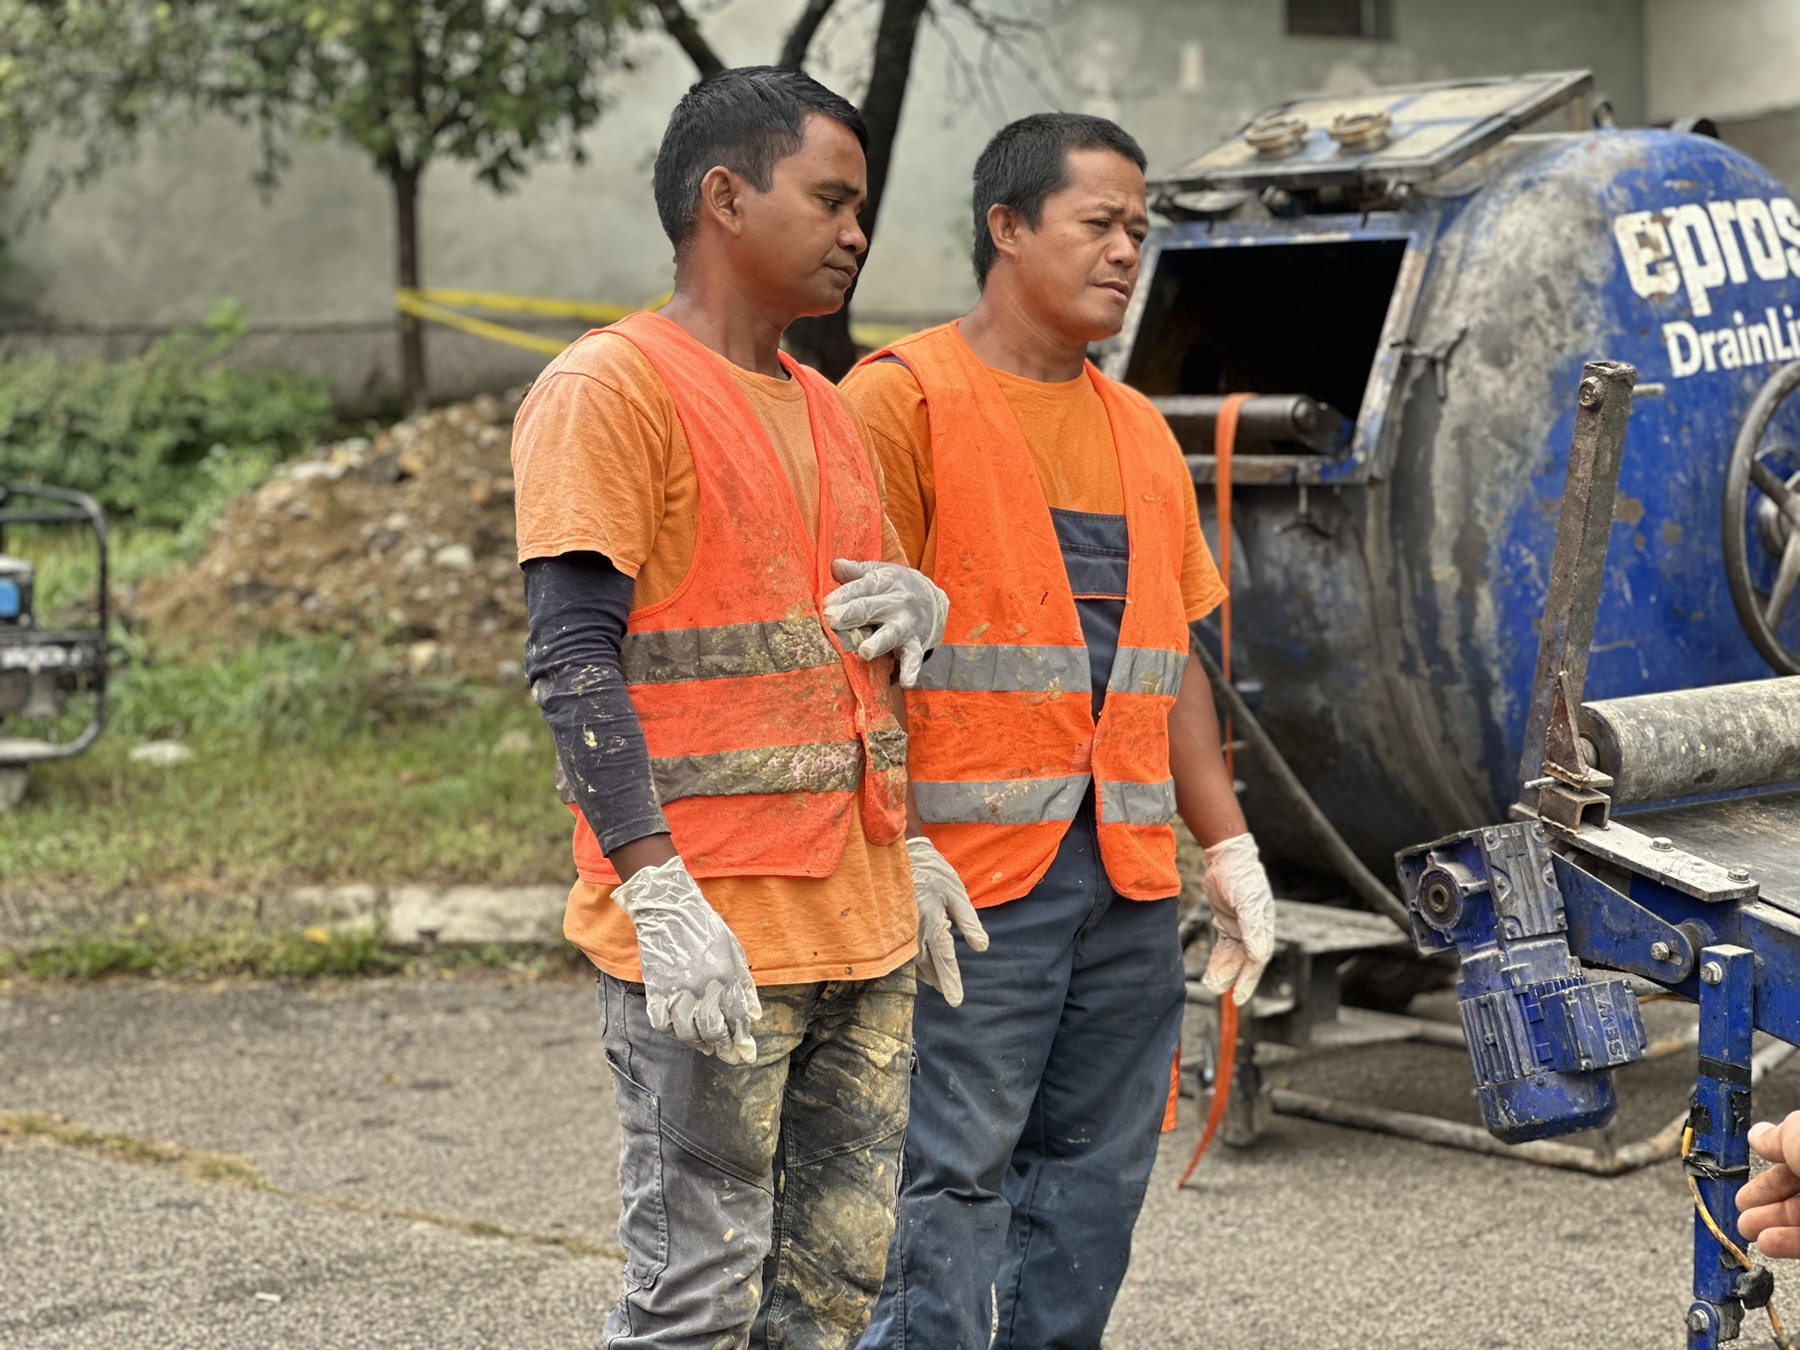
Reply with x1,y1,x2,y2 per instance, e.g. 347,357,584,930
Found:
4,0,642,408
199,0,642,409
0,1,200,192
0,299,335,526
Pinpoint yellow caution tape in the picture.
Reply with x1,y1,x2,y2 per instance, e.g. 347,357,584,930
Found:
401,287,651,324
845,319,916,349
395,291,568,356
394,287,918,359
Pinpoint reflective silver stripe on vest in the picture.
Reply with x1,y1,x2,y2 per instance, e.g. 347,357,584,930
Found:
912,775,1088,825
912,644,1088,694
622,617,838,686
1104,646,1187,699
1098,777,1177,827
651,740,863,804
867,723,909,775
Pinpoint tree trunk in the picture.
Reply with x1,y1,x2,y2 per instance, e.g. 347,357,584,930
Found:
778,0,839,71
392,162,428,412
652,0,726,77
786,0,930,381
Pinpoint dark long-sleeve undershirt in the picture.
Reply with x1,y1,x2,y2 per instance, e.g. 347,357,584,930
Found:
522,552,669,858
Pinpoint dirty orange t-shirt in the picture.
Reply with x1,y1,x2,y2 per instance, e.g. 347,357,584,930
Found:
511,328,917,986
840,349,1227,621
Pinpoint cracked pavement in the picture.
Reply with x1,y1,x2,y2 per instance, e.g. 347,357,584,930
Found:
7,976,1800,1348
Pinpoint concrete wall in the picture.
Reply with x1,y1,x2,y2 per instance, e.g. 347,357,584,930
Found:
0,0,1646,404
1645,0,1800,123
1642,1,1800,209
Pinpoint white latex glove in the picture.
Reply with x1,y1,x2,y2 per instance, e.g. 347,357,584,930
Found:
822,559,949,688
1200,833,1276,1007
613,855,762,1064
907,835,990,1006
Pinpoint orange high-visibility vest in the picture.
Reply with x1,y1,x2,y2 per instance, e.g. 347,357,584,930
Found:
861,324,1192,907
571,312,908,885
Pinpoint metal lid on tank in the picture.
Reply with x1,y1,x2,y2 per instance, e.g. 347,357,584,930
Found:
1151,70,1592,195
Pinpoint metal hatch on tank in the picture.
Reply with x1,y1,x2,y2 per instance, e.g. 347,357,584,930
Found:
1108,70,1800,882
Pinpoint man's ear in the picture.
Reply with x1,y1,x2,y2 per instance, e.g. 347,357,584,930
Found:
986,202,1026,270
696,165,746,239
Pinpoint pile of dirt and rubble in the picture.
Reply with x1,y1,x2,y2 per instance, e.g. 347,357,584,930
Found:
135,392,532,683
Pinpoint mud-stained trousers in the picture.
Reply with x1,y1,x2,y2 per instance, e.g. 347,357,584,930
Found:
858,797,1185,1350
598,966,915,1350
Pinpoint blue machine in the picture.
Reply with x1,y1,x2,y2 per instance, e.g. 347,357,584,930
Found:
1396,358,1800,1349
1112,72,1800,876
0,483,110,810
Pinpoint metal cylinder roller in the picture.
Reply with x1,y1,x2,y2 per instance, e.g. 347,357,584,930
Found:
1580,678,1800,806
1154,394,1347,454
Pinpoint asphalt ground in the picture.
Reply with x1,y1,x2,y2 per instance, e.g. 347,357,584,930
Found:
5,976,1800,1349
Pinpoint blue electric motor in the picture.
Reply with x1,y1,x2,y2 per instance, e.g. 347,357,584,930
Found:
1396,821,1646,1141
1113,71,1800,877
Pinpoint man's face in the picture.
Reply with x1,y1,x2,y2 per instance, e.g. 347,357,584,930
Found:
1005,149,1148,345
733,113,869,320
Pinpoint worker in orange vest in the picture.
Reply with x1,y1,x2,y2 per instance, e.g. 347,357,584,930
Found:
845,113,1277,1349
511,67,984,1349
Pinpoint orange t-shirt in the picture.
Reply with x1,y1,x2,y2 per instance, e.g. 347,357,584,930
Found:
840,351,1227,621
511,327,917,986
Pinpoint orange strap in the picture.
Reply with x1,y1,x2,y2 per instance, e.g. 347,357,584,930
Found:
1213,393,1250,784
1177,998,1237,1188
1174,393,1253,1181
1162,1046,1180,1133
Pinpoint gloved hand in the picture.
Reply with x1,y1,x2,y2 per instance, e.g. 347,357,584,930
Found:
907,835,989,1006
823,559,949,688
1200,833,1276,1007
612,855,762,1064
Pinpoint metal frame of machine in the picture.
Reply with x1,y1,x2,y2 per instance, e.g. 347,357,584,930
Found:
1151,70,1594,197
1397,360,1800,1350
0,483,110,805
1106,214,1434,486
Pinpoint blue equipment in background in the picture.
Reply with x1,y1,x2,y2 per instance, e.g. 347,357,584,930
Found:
0,483,110,810
1401,819,1647,1144
1396,359,1800,1349
1128,71,1800,1345
1114,72,1800,878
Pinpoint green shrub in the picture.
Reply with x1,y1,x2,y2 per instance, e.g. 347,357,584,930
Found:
0,299,334,527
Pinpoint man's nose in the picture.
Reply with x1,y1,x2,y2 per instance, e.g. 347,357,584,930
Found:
841,217,868,257
1105,228,1140,268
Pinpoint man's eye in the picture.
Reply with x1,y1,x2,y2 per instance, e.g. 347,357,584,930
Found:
821,197,842,210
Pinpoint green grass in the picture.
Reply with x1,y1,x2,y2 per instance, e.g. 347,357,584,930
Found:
0,923,408,980
1,629,575,897
0,922,582,982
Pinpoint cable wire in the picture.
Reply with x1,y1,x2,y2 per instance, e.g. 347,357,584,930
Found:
1682,1126,1794,1349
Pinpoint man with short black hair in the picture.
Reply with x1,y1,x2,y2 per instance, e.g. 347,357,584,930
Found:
512,65,981,1349
847,112,1277,1348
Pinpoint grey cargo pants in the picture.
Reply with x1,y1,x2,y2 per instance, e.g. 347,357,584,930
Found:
598,966,915,1349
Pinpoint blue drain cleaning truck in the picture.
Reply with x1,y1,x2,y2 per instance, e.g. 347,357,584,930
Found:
1111,70,1800,894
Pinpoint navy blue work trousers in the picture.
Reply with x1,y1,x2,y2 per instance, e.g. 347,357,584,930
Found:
859,797,1185,1350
